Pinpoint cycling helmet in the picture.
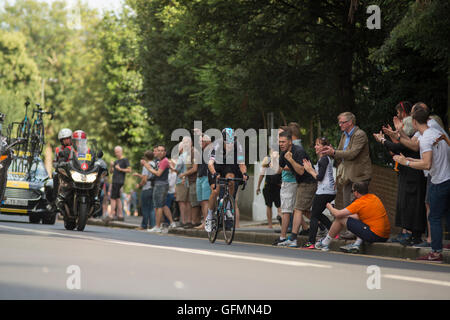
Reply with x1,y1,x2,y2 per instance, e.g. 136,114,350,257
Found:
58,128,73,141
222,128,235,144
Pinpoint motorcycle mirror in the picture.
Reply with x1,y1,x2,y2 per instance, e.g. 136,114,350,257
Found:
97,150,104,159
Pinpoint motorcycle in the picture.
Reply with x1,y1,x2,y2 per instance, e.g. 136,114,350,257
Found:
56,147,107,231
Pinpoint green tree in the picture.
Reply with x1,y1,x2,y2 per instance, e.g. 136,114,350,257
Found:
0,29,39,127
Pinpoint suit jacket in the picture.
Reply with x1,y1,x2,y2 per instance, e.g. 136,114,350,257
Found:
334,126,372,184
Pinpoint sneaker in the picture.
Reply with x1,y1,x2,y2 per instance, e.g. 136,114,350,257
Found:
169,222,177,229
287,239,298,247
314,238,330,251
413,241,431,248
302,242,315,249
416,252,443,263
147,226,162,233
205,218,214,233
340,243,361,254
277,238,294,247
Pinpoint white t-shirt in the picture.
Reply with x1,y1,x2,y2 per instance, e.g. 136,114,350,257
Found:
414,119,448,177
168,171,177,194
418,127,450,184
414,118,447,139
141,160,156,191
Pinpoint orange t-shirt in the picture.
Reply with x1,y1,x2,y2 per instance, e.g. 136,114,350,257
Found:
346,194,390,239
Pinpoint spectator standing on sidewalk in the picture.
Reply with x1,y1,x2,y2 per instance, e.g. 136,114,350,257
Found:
174,137,192,227
301,137,336,249
144,145,177,232
273,130,316,247
315,181,390,253
393,107,450,263
134,150,156,230
184,143,200,228
322,112,372,240
256,149,282,229
196,134,212,229
163,159,177,224
277,131,317,248
272,126,297,240
105,146,131,222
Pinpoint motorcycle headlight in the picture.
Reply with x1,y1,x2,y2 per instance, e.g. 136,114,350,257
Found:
70,171,98,183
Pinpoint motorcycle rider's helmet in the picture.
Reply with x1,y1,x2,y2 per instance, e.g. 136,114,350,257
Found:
222,128,235,145
72,130,88,154
58,128,72,145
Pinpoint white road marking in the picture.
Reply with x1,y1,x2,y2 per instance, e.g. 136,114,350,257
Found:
0,224,331,269
383,274,450,287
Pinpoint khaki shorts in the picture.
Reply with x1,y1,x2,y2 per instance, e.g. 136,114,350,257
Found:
188,182,200,207
294,182,317,211
280,182,297,213
175,183,189,202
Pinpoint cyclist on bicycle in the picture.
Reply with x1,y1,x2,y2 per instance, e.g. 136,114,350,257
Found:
205,128,249,232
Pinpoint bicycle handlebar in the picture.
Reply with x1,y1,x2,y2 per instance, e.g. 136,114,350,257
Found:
213,176,247,191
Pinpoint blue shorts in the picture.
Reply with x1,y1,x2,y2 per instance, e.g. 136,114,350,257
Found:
165,192,175,208
196,176,211,202
346,218,388,243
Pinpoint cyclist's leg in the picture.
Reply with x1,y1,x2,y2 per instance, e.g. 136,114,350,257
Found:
205,165,221,232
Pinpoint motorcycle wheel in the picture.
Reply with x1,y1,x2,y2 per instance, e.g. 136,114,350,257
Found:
77,202,89,231
29,212,42,224
64,219,76,230
42,212,56,225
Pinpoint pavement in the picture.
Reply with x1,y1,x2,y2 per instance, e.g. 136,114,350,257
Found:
83,214,450,264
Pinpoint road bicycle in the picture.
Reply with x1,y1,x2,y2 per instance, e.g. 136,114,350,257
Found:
27,104,53,172
208,176,246,245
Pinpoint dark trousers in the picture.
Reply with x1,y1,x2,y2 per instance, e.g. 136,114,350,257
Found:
429,179,450,252
308,194,335,243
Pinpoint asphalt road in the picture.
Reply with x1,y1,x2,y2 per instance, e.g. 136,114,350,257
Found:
0,215,449,300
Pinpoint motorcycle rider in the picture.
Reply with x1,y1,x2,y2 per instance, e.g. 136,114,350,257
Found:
47,128,73,212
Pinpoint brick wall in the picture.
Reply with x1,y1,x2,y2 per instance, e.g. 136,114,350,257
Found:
335,165,401,234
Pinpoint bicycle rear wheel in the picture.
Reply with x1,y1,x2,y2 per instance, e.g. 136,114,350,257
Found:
222,195,236,245
208,210,219,243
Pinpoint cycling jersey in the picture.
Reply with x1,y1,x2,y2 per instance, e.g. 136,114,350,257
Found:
209,140,245,165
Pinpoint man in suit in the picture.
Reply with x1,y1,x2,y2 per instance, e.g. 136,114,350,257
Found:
322,112,372,239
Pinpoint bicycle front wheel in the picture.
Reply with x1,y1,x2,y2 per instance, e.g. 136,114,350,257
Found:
222,195,236,245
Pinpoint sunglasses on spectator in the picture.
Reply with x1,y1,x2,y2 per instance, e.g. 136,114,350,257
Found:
338,119,351,125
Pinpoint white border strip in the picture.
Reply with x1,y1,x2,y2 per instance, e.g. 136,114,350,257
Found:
384,274,450,287
0,224,331,269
